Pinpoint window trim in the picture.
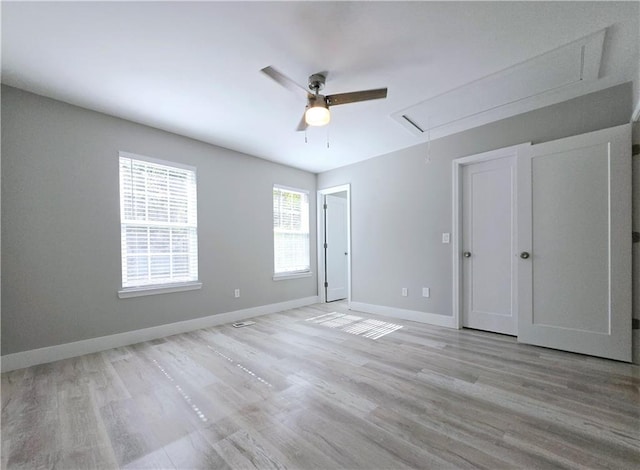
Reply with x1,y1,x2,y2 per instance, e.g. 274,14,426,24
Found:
118,281,202,299
273,184,311,279
119,151,197,173
273,271,312,281
118,151,200,297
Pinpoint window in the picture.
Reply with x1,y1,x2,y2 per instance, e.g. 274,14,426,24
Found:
273,185,310,278
119,152,199,296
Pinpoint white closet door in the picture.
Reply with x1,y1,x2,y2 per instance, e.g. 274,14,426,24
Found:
517,124,632,361
462,156,517,335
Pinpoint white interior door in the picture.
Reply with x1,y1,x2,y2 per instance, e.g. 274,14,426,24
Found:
462,156,517,335
518,124,632,362
325,194,348,302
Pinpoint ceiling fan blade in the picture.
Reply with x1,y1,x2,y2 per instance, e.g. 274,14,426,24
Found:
296,111,308,132
261,66,309,96
326,88,388,106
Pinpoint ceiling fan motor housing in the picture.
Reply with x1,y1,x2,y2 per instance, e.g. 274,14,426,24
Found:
307,94,328,108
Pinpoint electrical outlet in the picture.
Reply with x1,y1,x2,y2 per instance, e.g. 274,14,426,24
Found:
442,233,450,244
234,288,240,298
422,287,430,298
401,288,408,297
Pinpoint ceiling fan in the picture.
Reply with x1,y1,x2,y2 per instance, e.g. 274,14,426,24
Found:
261,66,388,131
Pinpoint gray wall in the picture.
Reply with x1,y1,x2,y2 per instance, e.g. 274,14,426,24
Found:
318,83,633,320
1,85,317,355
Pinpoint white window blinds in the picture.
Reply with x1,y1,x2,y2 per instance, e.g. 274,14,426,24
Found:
119,153,198,289
273,186,310,275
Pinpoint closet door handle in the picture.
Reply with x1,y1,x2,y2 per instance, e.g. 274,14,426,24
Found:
463,252,471,258
520,251,530,259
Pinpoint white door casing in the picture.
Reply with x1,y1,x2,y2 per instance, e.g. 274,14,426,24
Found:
462,156,518,335
325,194,348,302
517,124,632,362
317,185,351,305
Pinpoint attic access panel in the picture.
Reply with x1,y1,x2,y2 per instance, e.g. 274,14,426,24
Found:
393,29,605,138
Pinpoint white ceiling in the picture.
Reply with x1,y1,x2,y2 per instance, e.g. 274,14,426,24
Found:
2,1,638,173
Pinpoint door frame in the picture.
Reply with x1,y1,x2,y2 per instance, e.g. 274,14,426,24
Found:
317,184,352,305
451,143,530,330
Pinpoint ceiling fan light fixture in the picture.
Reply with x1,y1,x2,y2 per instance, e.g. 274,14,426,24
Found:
305,102,330,126
261,66,387,131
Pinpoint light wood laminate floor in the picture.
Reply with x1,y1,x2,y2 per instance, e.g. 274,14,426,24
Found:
2,302,639,469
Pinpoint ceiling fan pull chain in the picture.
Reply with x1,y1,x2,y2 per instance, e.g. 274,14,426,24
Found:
305,128,308,144
326,126,330,149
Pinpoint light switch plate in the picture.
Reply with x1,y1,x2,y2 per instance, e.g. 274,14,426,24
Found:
442,233,450,244
422,287,430,298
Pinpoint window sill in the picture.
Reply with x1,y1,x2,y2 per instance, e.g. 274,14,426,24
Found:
118,281,202,299
273,271,312,281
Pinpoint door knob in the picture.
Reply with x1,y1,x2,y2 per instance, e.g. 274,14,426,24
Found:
520,251,530,259
463,252,471,258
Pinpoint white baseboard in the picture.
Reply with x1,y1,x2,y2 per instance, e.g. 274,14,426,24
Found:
349,302,456,328
1,296,319,373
